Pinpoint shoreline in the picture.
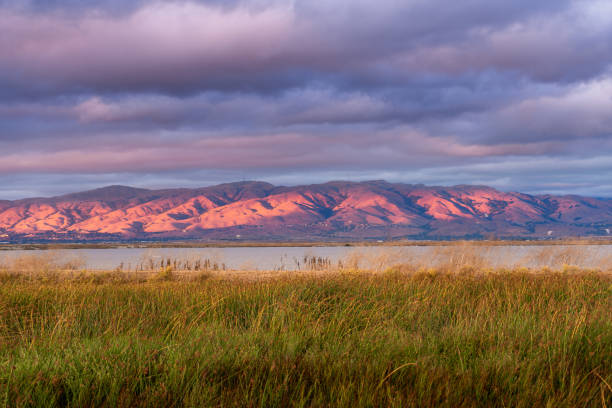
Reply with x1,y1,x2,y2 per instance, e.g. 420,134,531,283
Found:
2,238,612,251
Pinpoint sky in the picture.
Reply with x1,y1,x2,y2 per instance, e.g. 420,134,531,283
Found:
1,0,612,199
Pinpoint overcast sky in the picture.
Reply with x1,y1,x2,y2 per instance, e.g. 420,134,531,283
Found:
1,0,611,199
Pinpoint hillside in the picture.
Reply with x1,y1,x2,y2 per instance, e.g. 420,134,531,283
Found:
0,181,611,241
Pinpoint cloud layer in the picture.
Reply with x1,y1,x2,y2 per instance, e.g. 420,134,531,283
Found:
0,0,611,198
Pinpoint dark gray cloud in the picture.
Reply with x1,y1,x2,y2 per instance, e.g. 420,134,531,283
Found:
0,0,611,198
3,0,607,98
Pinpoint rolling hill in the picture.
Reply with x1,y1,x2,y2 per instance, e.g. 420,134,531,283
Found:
0,181,611,241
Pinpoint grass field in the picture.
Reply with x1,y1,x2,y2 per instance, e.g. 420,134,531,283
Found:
0,266,611,407
0,248,612,407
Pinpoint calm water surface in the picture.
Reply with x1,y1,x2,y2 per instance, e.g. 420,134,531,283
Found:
1,245,611,271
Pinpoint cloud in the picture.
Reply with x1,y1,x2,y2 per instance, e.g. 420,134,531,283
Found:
0,2,299,97
425,77,612,146
0,0,611,198
2,0,609,98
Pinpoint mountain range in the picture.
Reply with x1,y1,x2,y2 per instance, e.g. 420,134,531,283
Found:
0,181,611,242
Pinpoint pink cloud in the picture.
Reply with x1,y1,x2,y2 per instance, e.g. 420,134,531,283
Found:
0,2,297,90
0,125,568,174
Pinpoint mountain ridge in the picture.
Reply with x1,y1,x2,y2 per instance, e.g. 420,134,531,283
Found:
1,181,611,242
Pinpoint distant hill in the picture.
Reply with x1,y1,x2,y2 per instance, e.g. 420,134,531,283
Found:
1,181,611,242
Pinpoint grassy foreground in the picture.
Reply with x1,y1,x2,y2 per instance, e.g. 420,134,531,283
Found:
0,270,610,407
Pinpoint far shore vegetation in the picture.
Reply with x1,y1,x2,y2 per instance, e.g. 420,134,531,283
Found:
2,237,612,251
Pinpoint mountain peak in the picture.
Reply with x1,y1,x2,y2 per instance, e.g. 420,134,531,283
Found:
58,185,152,201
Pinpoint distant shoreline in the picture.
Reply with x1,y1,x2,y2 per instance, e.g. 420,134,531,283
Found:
2,238,612,250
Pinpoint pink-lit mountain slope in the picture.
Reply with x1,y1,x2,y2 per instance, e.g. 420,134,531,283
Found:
0,181,610,241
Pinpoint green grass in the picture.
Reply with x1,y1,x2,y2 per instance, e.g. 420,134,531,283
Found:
0,270,610,407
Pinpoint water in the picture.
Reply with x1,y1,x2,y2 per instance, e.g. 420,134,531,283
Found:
1,245,611,271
